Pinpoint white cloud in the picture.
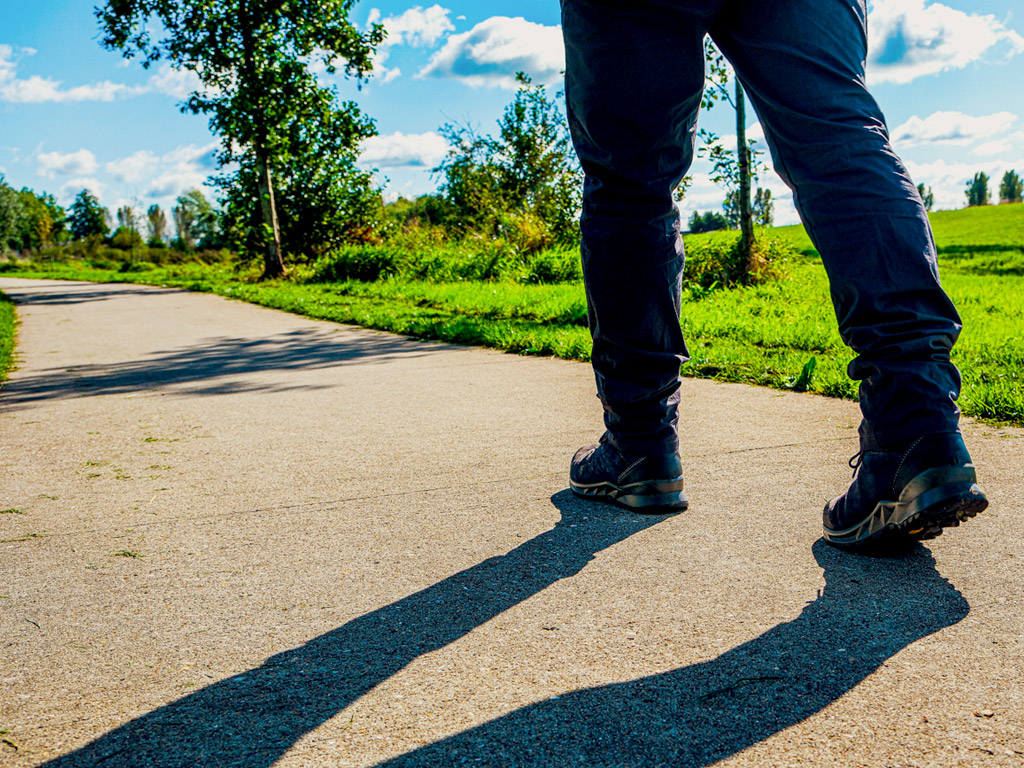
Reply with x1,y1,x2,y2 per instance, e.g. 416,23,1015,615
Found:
972,139,1012,156
146,169,209,199
126,143,219,199
59,177,107,205
364,5,455,83
890,110,1017,147
2,76,141,103
418,16,565,89
0,43,145,103
147,64,203,99
867,0,1024,84
105,150,162,184
377,5,454,48
0,44,201,104
971,131,1024,157
905,156,1024,209
0,44,17,82
359,131,449,169
37,149,99,178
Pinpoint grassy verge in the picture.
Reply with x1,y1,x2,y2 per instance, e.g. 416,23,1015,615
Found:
0,291,15,385
3,249,1022,426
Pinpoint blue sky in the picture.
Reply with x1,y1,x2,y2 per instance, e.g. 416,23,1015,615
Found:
2,0,1022,227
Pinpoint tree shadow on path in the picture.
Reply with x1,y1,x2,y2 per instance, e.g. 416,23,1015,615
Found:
40,493,968,768
0,283,183,306
0,328,440,408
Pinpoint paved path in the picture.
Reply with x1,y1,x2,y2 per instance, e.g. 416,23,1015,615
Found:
1,277,1022,767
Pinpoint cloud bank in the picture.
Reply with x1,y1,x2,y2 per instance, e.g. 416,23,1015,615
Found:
0,45,205,104
38,149,98,178
359,131,449,169
890,110,1018,147
365,4,456,83
418,16,565,89
867,0,1024,84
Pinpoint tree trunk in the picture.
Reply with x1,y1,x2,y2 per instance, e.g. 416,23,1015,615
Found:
256,148,285,279
240,7,285,281
735,81,756,279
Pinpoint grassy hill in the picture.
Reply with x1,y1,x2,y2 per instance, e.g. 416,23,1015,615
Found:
771,202,1024,254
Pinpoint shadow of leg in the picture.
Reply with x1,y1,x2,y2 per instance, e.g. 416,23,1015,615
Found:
40,492,674,767
374,540,969,767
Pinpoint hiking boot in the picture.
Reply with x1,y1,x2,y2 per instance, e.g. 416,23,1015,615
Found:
570,434,687,513
823,432,988,551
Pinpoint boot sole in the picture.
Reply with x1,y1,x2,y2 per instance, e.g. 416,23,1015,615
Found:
823,465,988,551
570,477,688,514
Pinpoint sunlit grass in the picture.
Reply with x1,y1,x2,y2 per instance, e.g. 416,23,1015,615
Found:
3,200,1022,425
0,291,15,385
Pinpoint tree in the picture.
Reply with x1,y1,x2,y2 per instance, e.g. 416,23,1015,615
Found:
699,39,770,277
218,98,379,259
965,172,990,207
117,204,137,231
172,189,218,251
1000,169,1022,204
917,183,935,212
435,73,582,250
753,187,774,227
0,177,26,252
147,204,168,246
688,210,729,234
15,189,65,251
96,0,384,278
68,189,110,240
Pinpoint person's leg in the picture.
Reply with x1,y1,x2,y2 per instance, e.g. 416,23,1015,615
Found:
709,0,986,546
561,0,719,458
561,0,725,512
710,0,959,450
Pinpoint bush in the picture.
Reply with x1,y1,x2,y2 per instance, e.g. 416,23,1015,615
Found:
684,231,791,288
119,260,157,273
110,226,144,250
520,246,582,283
309,237,585,285
310,246,397,282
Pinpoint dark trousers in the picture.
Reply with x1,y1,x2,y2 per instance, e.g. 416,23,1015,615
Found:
561,0,963,455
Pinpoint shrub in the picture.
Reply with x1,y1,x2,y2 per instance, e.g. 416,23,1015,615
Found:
119,260,157,273
310,246,397,282
110,226,144,250
683,231,791,288
520,246,582,284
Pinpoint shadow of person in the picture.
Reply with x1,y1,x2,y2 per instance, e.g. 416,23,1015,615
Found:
373,539,969,767
40,491,673,767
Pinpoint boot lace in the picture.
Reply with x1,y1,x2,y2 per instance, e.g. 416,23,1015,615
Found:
848,450,864,478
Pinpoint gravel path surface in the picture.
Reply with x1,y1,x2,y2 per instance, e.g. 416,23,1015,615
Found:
1,277,1022,767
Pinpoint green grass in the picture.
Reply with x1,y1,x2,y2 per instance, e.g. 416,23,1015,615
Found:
0,291,15,386
772,202,1024,255
2,203,1022,426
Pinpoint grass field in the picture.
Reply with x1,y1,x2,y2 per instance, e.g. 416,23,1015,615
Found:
0,291,15,385
2,202,1022,424
773,202,1024,254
